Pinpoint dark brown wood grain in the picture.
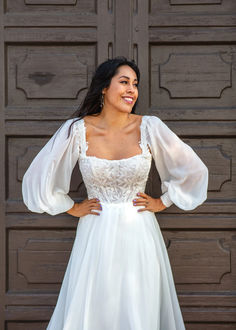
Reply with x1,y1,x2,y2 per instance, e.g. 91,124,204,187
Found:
1,0,236,329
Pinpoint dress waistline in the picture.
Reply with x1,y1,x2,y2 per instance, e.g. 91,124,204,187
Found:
99,201,146,210
100,201,133,207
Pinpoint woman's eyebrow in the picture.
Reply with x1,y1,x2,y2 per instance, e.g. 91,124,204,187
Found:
118,75,138,81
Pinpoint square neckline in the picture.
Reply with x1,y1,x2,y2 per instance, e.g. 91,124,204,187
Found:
81,115,147,162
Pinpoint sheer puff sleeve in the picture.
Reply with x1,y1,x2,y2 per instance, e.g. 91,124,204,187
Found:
22,118,80,216
146,116,208,210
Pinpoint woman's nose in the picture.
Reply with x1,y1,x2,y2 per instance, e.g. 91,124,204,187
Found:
126,85,135,93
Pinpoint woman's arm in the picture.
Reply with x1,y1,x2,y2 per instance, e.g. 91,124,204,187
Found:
146,116,208,211
22,119,80,215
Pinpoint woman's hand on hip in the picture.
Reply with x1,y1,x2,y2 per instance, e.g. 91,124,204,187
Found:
133,192,167,213
66,198,102,217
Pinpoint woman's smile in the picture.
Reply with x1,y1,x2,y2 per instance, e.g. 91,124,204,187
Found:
122,96,134,104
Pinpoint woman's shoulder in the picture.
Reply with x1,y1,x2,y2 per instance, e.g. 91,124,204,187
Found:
56,117,83,139
143,114,161,122
63,117,80,125
141,115,162,130
63,117,83,130
82,114,100,127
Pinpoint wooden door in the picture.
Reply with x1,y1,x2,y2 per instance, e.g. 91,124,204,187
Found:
1,0,236,329
143,1,236,329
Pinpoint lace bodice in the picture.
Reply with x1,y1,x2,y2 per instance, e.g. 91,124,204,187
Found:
78,116,152,203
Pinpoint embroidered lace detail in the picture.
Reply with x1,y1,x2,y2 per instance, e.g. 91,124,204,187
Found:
75,116,152,203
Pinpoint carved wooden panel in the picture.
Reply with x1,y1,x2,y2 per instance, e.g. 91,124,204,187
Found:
8,230,75,292
167,236,231,285
187,325,236,330
150,45,236,121
6,0,96,13
159,53,231,98
150,0,233,13
171,0,222,3
7,45,96,118
1,0,236,328
17,53,88,99
6,322,48,330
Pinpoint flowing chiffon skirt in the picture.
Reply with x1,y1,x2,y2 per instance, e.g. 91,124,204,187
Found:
47,201,186,330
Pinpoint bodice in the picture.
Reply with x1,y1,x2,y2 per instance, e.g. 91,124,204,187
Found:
77,116,152,204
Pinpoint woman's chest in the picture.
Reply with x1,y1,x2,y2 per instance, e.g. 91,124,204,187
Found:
85,130,142,160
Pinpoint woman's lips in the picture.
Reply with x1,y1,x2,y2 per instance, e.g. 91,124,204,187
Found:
122,97,134,104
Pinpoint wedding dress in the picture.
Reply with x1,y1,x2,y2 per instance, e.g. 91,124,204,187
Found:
22,115,208,330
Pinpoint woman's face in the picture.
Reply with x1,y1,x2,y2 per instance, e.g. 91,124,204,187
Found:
102,65,139,114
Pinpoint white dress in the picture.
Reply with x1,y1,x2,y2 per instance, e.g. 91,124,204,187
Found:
22,115,208,330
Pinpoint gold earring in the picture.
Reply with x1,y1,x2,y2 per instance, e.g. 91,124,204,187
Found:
100,94,104,108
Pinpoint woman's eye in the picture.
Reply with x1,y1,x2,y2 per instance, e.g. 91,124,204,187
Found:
121,81,138,87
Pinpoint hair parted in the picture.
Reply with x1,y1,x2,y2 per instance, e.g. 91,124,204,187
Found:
67,56,140,137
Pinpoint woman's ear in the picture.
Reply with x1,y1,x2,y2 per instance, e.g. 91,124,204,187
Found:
102,87,108,95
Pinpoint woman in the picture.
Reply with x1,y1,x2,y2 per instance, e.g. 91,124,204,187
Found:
22,56,208,330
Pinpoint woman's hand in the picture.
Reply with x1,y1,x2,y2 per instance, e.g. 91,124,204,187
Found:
66,198,102,217
133,192,167,213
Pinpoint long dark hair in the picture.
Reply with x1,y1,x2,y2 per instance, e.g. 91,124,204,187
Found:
67,56,140,137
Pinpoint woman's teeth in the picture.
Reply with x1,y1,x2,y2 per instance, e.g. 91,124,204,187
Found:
123,97,133,104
